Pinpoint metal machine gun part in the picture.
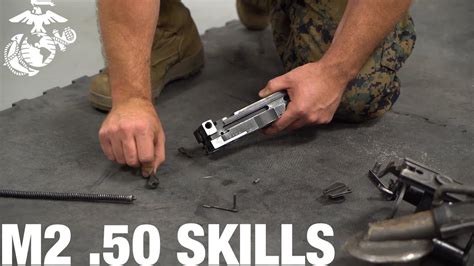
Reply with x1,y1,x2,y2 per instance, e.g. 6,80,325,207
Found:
368,158,466,217
321,182,352,203
346,201,474,265
194,92,289,153
360,158,474,265
345,232,433,264
366,202,474,241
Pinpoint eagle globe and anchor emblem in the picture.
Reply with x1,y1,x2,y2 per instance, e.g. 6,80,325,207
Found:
3,0,77,76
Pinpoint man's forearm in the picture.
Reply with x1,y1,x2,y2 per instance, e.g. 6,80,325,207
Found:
320,0,412,81
98,0,160,105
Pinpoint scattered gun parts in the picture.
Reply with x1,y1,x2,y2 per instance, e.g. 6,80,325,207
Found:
194,92,289,153
321,182,352,203
0,189,136,204
202,194,238,213
347,158,474,265
368,158,467,217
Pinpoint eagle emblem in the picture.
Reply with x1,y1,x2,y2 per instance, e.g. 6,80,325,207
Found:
3,0,77,76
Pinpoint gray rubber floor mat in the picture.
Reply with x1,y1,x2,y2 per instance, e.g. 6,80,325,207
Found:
0,2,473,265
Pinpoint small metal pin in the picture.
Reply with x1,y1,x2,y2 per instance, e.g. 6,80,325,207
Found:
202,204,238,213
202,194,239,213
233,194,237,209
178,147,194,158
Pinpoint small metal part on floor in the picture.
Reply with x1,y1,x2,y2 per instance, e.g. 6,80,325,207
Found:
146,173,160,189
178,147,194,158
202,194,238,213
321,182,352,203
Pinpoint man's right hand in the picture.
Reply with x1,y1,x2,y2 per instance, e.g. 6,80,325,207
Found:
98,98,165,177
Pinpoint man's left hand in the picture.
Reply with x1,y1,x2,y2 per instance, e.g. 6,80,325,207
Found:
258,62,349,135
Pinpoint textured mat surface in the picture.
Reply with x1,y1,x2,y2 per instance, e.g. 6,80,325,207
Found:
0,1,473,265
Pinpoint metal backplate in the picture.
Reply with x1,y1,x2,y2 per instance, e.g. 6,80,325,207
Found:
345,232,433,263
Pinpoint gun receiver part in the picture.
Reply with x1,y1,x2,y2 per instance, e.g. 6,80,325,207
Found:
194,92,289,152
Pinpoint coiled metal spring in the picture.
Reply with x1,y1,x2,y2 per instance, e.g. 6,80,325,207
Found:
0,189,136,204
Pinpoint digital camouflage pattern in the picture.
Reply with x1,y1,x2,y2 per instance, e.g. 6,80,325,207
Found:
161,0,416,122
260,0,416,122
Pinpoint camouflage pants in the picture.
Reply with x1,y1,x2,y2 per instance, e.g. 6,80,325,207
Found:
246,0,416,122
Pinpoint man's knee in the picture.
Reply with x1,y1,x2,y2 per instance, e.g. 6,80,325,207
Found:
335,74,401,123
334,15,416,123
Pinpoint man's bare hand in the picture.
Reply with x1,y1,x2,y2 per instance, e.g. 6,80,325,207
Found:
258,62,349,135
99,99,165,176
